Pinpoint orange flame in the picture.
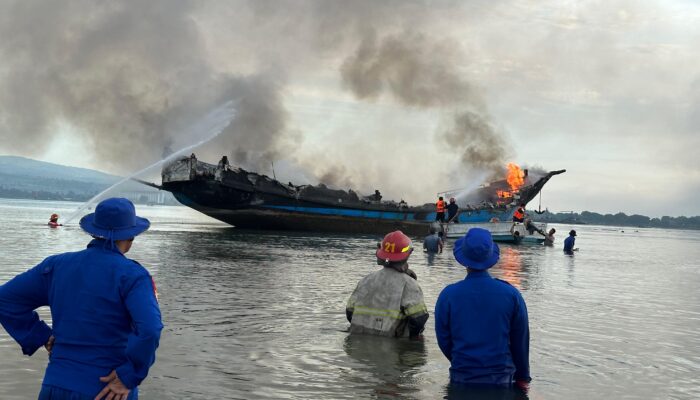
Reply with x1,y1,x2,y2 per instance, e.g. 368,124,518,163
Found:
497,190,513,199
506,163,525,191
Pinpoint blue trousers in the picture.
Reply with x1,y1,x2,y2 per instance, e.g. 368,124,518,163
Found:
39,385,137,400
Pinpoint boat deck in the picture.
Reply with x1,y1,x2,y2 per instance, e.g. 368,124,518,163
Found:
444,221,547,244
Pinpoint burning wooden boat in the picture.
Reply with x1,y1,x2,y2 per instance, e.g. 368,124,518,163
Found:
157,154,565,236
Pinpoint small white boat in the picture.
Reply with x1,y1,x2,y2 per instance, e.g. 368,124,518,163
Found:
443,221,547,244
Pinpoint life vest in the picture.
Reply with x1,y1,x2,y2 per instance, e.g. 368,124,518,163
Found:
513,207,525,220
436,200,445,212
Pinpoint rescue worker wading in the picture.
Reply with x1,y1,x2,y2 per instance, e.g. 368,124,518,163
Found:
346,231,429,339
48,213,62,228
435,228,531,390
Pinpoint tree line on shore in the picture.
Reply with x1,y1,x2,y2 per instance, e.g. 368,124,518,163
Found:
533,210,700,230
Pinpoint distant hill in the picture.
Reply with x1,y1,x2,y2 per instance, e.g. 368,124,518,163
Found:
0,155,177,204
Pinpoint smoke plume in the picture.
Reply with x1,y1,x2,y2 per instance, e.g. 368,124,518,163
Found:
0,0,292,174
0,0,512,203
341,31,510,175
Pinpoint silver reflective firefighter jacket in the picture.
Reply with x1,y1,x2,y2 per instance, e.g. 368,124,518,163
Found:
346,267,429,337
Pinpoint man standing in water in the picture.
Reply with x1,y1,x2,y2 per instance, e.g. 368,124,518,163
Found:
346,231,429,339
435,228,531,390
0,198,162,400
564,229,578,254
542,228,556,246
423,227,443,255
48,213,62,227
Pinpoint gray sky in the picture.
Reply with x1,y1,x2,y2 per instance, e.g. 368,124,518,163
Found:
0,0,698,217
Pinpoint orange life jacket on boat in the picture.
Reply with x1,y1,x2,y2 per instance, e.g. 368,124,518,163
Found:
436,200,445,213
513,207,525,220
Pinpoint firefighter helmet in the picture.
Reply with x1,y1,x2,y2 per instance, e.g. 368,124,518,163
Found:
376,230,413,262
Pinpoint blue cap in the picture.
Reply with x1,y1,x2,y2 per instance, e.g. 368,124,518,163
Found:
80,198,150,240
453,227,500,270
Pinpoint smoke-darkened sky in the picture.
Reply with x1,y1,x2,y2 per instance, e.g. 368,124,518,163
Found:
0,0,698,217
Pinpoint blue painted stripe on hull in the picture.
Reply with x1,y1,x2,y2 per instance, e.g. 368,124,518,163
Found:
263,205,511,223
264,205,407,220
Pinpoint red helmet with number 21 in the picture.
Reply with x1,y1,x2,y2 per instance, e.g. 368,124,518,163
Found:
376,230,413,262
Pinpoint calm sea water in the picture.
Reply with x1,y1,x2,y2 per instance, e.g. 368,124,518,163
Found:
1,199,699,400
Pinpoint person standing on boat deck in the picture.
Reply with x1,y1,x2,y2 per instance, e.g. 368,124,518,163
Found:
542,228,556,246
564,230,578,254
436,196,446,222
0,198,163,400
346,231,429,339
423,227,443,254
512,203,526,223
435,228,531,391
446,198,460,223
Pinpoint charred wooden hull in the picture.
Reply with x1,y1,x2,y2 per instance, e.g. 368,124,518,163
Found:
160,156,565,236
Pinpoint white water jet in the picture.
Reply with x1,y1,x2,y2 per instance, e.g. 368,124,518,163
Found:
64,101,237,224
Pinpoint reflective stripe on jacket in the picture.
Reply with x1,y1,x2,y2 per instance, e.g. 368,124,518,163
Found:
346,268,428,337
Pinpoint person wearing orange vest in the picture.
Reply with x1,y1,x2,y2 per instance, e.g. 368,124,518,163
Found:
436,196,446,222
512,203,525,222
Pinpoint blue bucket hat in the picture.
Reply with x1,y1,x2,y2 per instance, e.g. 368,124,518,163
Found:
80,198,150,241
453,227,500,270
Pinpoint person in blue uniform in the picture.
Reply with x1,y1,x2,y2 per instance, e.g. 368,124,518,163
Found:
563,229,578,255
435,228,531,391
0,197,163,400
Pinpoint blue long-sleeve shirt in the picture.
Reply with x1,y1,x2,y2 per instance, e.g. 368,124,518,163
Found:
0,239,163,397
564,236,576,254
435,270,530,385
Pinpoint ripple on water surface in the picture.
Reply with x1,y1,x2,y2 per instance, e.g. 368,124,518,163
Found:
1,200,699,399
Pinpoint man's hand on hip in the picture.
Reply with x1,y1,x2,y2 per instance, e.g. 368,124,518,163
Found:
95,370,130,400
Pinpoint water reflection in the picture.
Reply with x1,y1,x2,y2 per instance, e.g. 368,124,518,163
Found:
343,335,427,399
565,253,576,287
443,383,528,400
497,246,523,289
425,252,438,266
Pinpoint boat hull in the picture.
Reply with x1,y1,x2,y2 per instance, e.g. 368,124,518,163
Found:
160,156,564,237
165,180,512,236
445,221,546,244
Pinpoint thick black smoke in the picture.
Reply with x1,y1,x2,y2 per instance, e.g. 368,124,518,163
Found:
340,31,511,174
0,0,291,174
0,0,510,197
